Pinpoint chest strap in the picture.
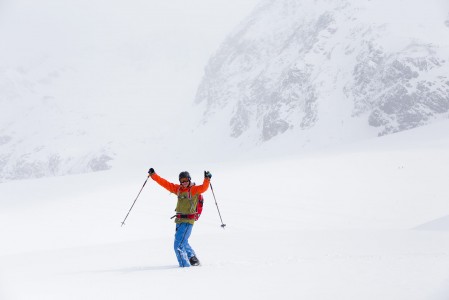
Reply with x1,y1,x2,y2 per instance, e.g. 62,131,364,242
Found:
170,213,196,220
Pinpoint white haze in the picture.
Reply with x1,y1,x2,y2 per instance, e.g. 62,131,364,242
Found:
1,0,449,299
0,0,259,180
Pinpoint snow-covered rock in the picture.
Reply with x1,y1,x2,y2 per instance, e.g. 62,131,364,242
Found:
195,0,449,143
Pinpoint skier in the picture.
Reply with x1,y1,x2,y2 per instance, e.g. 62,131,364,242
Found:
148,168,212,267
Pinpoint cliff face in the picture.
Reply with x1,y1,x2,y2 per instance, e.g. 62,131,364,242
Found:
195,0,449,143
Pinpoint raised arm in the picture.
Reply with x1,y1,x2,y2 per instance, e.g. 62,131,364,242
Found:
191,171,212,194
149,169,179,194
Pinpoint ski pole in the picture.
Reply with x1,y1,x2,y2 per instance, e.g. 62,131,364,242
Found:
121,170,151,227
210,182,226,229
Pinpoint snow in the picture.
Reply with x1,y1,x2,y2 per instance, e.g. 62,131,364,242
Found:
2,121,449,299
2,0,449,299
0,0,260,180
193,0,449,148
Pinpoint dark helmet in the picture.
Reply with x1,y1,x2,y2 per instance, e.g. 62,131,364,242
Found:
179,171,191,182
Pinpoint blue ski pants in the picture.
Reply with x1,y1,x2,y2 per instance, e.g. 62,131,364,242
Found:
174,223,196,267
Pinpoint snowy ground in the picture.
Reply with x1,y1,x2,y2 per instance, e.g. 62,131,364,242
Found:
1,121,449,299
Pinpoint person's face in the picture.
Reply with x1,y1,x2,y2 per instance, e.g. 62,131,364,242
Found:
180,178,190,187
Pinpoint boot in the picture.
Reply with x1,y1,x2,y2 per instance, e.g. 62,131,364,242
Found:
189,255,200,266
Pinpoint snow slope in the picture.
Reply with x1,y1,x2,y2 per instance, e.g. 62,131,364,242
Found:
1,120,449,299
194,0,449,146
2,0,449,299
2,0,449,183
0,0,259,181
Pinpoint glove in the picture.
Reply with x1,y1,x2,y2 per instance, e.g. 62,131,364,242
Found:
204,170,212,179
148,168,155,175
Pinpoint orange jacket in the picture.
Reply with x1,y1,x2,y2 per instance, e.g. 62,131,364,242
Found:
150,173,210,196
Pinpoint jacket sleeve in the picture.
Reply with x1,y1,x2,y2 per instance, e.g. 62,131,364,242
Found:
150,173,179,194
192,178,210,194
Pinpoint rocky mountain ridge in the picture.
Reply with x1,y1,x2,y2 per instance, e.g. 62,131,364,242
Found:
194,0,449,143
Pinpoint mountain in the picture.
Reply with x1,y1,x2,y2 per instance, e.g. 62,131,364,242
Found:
0,0,258,182
2,0,448,182
194,0,449,146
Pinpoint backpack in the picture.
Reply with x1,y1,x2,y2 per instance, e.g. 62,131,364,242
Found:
195,194,204,221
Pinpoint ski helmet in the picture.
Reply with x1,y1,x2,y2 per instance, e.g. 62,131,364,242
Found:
179,171,191,182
